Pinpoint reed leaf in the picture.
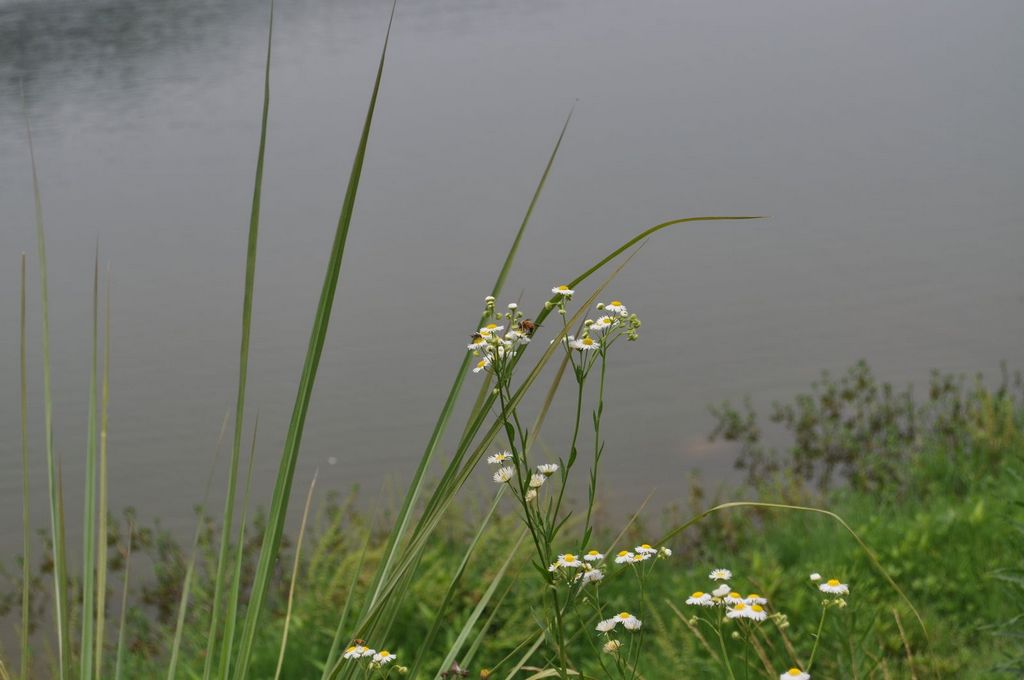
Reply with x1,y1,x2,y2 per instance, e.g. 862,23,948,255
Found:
230,4,396,676
113,526,133,680
274,470,318,680
19,254,31,680
80,245,100,680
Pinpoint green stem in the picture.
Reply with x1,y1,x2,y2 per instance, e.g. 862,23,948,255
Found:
717,616,738,680
807,606,828,671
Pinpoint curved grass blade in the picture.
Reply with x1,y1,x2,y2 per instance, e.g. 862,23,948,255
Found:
203,3,274,677
366,105,575,611
113,525,133,680
217,416,260,679
656,501,927,638
166,412,231,680
80,245,100,680
23,86,71,680
230,4,396,676
273,470,318,680
95,265,111,678
20,254,31,680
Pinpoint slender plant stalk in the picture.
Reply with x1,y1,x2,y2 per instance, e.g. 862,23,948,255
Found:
20,254,31,680
95,265,111,678
166,412,231,680
230,5,396,677
80,246,100,680
202,2,274,676
23,87,71,680
217,417,260,680
807,606,827,670
113,525,133,680
274,471,318,680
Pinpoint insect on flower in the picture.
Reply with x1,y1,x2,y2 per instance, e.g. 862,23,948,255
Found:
518,319,539,336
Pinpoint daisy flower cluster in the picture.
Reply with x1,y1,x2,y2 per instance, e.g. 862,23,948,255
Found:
547,549,605,585
683,567,771,621
560,299,642,378
342,641,402,673
487,452,559,503
469,296,535,377
811,572,850,608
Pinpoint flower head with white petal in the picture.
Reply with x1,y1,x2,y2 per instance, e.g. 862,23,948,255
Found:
551,285,575,298
372,650,396,665
487,451,513,465
819,579,849,595
597,612,641,631
614,550,635,564
711,584,731,598
584,550,605,562
709,568,732,581
529,473,546,489
686,592,714,607
537,463,559,475
492,466,514,484
635,544,657,556
781,669,810,680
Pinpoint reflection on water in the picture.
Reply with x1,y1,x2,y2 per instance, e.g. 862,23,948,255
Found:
1,0,1023,552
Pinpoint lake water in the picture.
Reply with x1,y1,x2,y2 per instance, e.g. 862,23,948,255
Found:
1,0,1023,552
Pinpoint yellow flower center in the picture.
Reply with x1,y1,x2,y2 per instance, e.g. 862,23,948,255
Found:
747,593,761,599
581,338,594,345
827,579,840,587
734,603,746,610
587,550,600,556
787,670,803,677
610,300,622,306
617,550,629,557
345,646,356,653
752,604,764,612
476,360,487,368
618,612,631,619
691,592,705,598
562,554,577,562
380,650,390,656
729,592,740,598
640,544,652,550
558,285,570,291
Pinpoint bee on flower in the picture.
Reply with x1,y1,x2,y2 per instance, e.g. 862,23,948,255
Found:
709,568,732,581
492,466,514,484
583,550,604,562
487,451,512,465
596,612,642,631
819,578,849,595
686,591,714,607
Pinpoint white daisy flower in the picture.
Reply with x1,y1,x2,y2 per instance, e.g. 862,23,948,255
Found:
529,473,546,489
579,567,604,584
709,568,732,581
686,591,714,607
630,552,651,563
487,451,513,465
525,489,538,502
604,300,628,316
507,302,518,310
819,578,849,595
343,645,371,660
723,591,745,605
781,669,810,680
602,640,621,654
583,550,605,562
569,336,600,351
553,553,583,569
726,602,767,621
492,466,514,483
551,285,574,297
614,550,635,564
537,463,559,475
372,650,396,664
745,593,768,606
478,323,504,337
711,584,731,598
588,316,613,333
597,612,642,632
467,335,488,350
361,647,376,658
472,357,491,374
809,573,821,582
635,544,657,556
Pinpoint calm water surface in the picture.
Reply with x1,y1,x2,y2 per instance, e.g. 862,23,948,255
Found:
2,0,1023,550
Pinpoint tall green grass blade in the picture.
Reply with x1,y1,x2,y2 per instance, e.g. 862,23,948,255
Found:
657,501,927,638
230,4,396,676
23,88,71,680
20,253,31,680
166,413,231,680
502,634,545,680
217,416,260,680
95,266,111,678
407,489,506,678
80,246,100,680
432,530,528,680
112,524,132,680
273,471,318,680
367,107,575,611
203,3,274,677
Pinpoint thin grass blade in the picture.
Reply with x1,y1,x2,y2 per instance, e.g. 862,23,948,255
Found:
274,470,318,680
203,2,274,676
80,245,100,680
113,525,133,680
230,4,396,676
23,84,71,680
20,253,31,680
95,265,111,677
